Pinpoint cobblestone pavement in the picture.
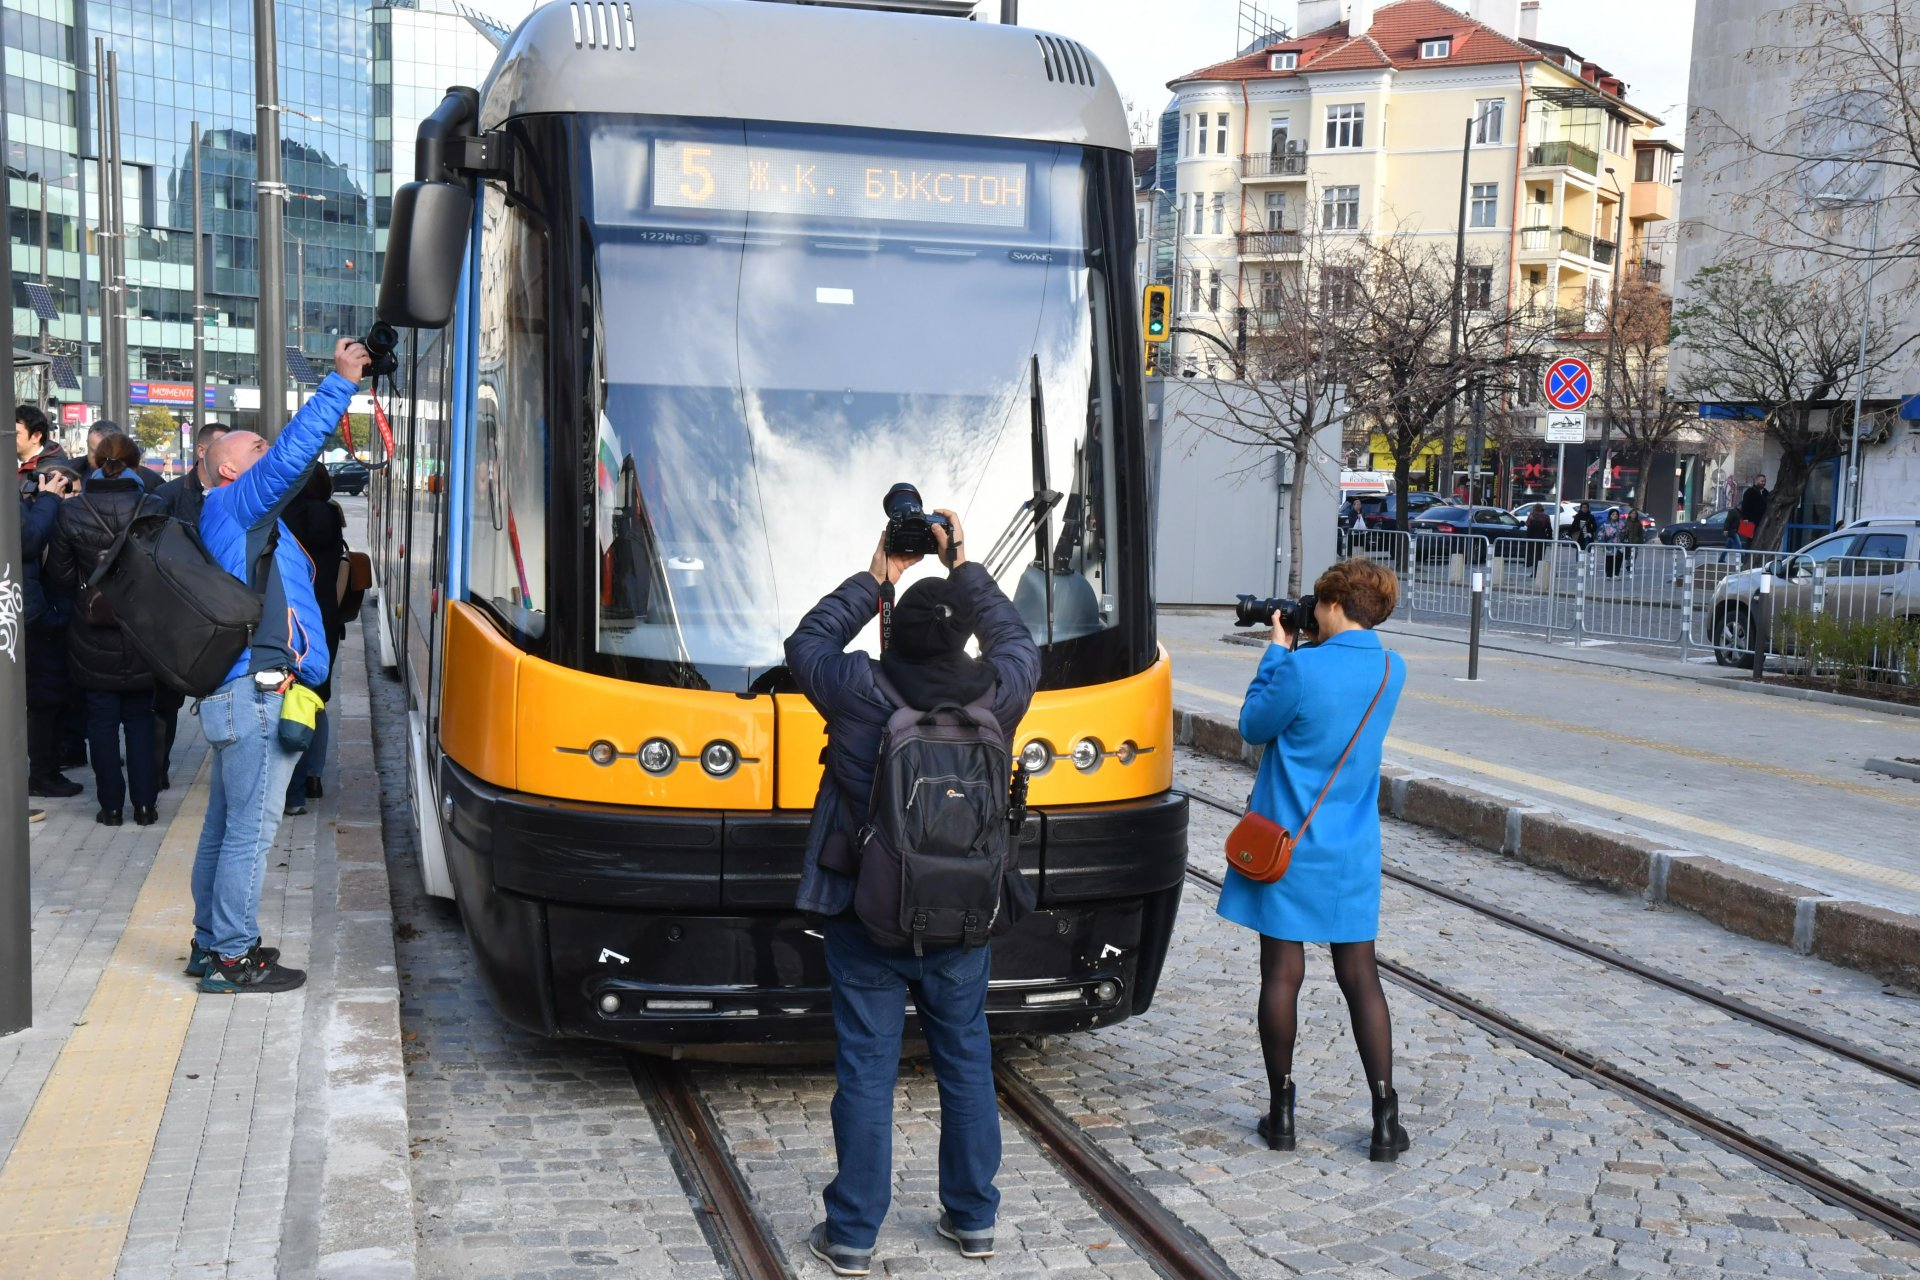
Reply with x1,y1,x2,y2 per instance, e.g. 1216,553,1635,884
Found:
369,657,726,1280
689,1060,1155,1279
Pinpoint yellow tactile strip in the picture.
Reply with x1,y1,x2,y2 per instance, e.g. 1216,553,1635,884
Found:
0,765,210,1278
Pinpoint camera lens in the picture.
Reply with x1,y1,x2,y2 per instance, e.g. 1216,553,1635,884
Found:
882,482,924,521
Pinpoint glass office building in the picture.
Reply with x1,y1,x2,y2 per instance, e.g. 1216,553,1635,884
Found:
4,0,513,434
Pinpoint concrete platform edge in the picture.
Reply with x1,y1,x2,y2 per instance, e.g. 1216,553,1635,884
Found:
1174,706,1920,991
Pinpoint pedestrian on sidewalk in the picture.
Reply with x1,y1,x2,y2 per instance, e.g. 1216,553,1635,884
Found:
280,465,347,816
1621,507,1646,573
1601,510,1625,579
153,421,232,790
18,416,83,801
187,338,368,995
1523,506,1552,568
1571,502,1598,551
43,432,165,826
1219,557,1410,1162
86,421,165,493
1738,473,1771,547
785,509,1039,1277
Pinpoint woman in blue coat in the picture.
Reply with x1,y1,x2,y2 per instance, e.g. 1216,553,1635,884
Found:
1217,557,1409,1160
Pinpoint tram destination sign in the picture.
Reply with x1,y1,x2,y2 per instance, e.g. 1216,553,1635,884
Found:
652,140,1029,228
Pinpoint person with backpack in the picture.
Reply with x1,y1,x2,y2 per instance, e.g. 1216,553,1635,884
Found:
187,338,367,995
784,508,1040,1277
151,422,232,789
42,432,165,826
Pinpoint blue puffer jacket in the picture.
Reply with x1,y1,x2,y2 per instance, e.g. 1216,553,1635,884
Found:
200,372,357,689
784,562,1041,917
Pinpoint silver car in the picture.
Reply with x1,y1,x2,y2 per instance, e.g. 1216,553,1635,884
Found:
1709,518,1919,666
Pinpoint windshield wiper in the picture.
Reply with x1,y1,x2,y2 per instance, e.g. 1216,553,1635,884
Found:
980,356,1062,646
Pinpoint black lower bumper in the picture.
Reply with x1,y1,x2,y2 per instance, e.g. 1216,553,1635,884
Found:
438,757,1189,1046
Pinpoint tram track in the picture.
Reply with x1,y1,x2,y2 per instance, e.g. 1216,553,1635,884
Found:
1178,789,1920,1247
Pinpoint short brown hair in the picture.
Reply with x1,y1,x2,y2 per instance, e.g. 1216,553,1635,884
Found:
92,431,142,479
1313,557,1400,629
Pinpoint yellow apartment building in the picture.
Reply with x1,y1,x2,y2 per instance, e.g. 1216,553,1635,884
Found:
1162,0,1684,505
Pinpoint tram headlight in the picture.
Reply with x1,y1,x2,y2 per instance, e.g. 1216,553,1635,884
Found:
638,738,676,775
588,740,618,767
1114,740,1138,766
700,741,740,778
1071,738,1103,773
1020,740,1053,775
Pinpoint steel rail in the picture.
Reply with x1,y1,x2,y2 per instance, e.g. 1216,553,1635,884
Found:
630,1059,793,1280
992,1059,1242,1280
1183,786,1920,1091
1181,862,1920,1247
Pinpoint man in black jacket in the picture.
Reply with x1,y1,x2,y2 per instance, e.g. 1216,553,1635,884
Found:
1737,473,1771,549
785,511,1040,1277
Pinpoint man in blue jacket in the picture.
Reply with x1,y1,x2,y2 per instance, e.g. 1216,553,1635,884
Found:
189,338,368,994
785,511,1040,1277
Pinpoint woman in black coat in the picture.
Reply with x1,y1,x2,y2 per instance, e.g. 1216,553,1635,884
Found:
44,432,164,826
281,465,347,814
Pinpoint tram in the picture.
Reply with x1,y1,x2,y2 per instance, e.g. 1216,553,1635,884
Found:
367,0,1187,1048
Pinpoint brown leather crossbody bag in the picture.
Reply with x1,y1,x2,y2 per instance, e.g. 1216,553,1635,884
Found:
1225,653,1391,884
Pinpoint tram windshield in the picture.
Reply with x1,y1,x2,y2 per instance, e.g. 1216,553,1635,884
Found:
577,119,1123,691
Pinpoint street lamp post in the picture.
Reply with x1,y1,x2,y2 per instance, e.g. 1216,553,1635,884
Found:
1814,190,1883,525
1596,166,1627,502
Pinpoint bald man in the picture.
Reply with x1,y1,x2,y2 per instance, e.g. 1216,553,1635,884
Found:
188,338,369,994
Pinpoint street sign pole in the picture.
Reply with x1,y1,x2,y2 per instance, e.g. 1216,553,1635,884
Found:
1,77,31,1037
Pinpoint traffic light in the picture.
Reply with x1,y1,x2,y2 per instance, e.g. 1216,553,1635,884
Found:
1142,284,1170,343
1144,341,1160,377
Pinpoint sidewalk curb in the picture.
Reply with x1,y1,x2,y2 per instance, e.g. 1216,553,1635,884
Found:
1174,706,1920,991
310,647,416,1278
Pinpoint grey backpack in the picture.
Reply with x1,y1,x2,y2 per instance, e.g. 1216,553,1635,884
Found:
852,675,1016,954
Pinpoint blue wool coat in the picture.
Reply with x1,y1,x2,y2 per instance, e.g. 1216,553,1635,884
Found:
1215,630,1406,943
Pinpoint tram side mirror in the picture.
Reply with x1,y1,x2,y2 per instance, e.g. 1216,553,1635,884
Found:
377,180,473,330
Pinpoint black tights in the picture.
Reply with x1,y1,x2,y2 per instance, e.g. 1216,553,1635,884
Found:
1257,938,1395,1108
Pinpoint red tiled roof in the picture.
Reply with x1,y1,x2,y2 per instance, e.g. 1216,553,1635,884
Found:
1168,0,1543,87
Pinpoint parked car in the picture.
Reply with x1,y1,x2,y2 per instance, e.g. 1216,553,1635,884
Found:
328,459,370,496
1511,500,1579,534
1658,508,1731,552
1707,518,1918,666
1357,491,1445,529
1408,505,1526,561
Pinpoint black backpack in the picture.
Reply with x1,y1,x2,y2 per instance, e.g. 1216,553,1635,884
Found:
86,512,269,697
852,675,1029,954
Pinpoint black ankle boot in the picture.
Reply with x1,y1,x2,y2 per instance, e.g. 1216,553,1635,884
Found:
1257,1077,1296,1151
1368,1083,1409,1162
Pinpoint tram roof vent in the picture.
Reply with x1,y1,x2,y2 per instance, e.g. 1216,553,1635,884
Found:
1034,33,1096,88
570,1,637,50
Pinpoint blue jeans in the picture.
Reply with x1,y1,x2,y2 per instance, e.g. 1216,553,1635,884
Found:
821,919,1000,1249
285,707,329,810
191,677,299,960
84,687,157,813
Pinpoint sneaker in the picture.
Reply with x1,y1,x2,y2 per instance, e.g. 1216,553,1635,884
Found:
936,1213,995,1259
197,952,306,994
27,773,84,798
185,939,281,978
29,808,45,823
807,1224,872,1277
284,804,308,817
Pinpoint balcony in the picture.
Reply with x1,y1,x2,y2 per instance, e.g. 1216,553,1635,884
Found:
1631,260,1665,285
1236,229,1304,257
1237,150,1310,181
1526,139,1600,176
1519,225,1616,266
1630,179,1674,222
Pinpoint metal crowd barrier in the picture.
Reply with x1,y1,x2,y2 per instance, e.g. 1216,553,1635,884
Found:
1485,537,1576,637
1684,548,1793,657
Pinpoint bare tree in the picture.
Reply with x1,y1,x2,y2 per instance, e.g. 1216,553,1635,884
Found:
1591,281,1726,513
1672,258,1910,547
1339,233,1553,527
1690,0,1920,267
1170,232,1358,594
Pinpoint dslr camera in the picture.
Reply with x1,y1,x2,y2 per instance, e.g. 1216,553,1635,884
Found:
882,482,953,557
1236,592,1318,637
360,321,401,379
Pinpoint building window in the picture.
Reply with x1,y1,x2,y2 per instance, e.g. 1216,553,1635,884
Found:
1207,269,1222,311
1322,184,1359,230
1211,193,1225,235
1325,103,1366,149
1605,114,1629,156
1470,182,1498,228
1464,264,1493,310
1420,38,1451,59
1269,51,1298,71
1269,121,1291,154
1215,113,1229,155
1192,192,1205,233
1137,205,1148,239
1177,199,1186,236
1187,267,1203,311
1319,266,1357,313
1474,98,1505,145
1260,269,1283,309
1265,191,1287,231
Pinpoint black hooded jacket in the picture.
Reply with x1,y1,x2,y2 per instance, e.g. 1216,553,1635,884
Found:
44,475,164,690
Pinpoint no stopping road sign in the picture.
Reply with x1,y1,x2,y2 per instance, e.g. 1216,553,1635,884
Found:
1544,356,1593,411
